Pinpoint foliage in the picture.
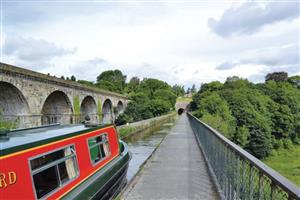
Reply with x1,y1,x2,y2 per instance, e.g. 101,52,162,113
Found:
97,99,102,121
73,95,80,115
172,84,185,97
70,75,76,81
265,72,288,82
288,75,300,89
125,77,140,95
96,70,126,93
77,80,94,87
233,126,249,147
116,78,176,125
95,80,119,93
191,84,196,94
191,72,300,159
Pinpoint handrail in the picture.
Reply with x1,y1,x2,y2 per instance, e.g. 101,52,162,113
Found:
187,112,300,200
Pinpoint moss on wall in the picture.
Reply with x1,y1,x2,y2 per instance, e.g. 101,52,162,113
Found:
73,95,80,115
97,99,102,121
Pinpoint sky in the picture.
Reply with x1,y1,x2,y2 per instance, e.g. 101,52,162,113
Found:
1,0,299,89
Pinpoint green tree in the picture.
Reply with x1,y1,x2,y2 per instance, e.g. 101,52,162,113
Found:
265,72,288,82
288,75,300,89
154,89,177,109
125,77,140,94
96,70,126,93
233,126,249,147
191,84,196,94
197,92,236,138
172,84,185,97
95,80,118,92
77,80,94,87
70,75,76,81
139,78,171,97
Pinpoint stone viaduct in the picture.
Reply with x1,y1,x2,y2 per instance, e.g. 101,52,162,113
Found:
0,63,128,128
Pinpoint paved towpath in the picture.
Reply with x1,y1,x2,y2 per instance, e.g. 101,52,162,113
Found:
123,114,219,200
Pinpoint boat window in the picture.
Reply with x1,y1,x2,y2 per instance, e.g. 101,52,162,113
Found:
29,145,79,199
88,134,110,164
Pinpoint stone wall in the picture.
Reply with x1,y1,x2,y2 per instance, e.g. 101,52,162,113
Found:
0,62,129,128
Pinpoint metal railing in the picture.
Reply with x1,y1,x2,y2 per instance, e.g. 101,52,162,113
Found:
187,113,300,200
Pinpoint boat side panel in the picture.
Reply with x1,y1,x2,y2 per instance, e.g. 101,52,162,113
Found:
0,126,119,200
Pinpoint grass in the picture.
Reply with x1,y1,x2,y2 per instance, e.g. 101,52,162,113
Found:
176,96,192,103
263,145,300,187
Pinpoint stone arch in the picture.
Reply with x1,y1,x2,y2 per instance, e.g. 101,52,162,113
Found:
0,81,30,127
80,96,97,123
116,101,124,115
102,99,113,124
41,90,73,125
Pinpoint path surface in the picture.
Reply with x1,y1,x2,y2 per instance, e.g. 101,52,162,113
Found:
123,114,219,200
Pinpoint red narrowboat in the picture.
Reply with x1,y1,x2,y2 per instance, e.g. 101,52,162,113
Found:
0,123,131,200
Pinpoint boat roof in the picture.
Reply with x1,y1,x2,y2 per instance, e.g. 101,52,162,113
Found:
0,123,112,157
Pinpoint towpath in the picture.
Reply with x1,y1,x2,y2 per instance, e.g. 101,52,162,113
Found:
123,114,219,200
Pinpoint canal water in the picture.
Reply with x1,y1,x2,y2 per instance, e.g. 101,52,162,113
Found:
123,116,178,181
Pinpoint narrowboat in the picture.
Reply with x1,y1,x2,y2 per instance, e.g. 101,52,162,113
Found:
0,123,131,200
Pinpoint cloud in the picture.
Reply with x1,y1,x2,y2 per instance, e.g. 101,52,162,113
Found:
216,61,239,70
68,58,107,81
3,36,76,61
208,2,300,38
215,44,300,77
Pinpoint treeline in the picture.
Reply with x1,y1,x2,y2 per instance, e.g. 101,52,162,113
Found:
191,72,300,159
66,70,184,124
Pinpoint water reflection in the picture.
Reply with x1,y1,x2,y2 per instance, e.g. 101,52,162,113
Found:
124,117,177,181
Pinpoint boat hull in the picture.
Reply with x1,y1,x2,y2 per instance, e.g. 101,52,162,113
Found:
61,140,131,200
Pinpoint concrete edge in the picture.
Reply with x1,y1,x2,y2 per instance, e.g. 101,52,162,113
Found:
118,113,176,140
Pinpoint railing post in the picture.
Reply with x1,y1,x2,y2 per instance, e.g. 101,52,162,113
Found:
249,164,254,200
258,172,264,200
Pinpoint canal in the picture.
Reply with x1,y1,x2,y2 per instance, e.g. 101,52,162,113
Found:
123,116,178,182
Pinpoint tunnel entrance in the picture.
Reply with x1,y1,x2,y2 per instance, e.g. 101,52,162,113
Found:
80,96,97,123
177,108,184,115
41,91,73,125
0,82,29,127
102,99,113,124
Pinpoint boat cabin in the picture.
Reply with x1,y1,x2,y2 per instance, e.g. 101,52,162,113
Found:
0,123,131,200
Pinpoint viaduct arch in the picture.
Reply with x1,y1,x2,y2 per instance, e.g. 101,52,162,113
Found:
0,63,128,128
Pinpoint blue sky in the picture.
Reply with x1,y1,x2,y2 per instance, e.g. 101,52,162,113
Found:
1,1,299,88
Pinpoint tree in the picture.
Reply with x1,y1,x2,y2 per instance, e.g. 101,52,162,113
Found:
172,84,185,97
70,75,76,81
197,92,236,138
125,77,140,94
95,80,118,92
200,81,223,93
186,88,191,94
61,76,65,80
265,72,288,82
191,84,196,94
77,80,94,87
96,70,126,93
288,75,300,88
154,89,177,109
233,126,249,147
139,78,171,97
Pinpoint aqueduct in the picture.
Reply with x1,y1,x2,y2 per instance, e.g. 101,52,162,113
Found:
0,63,128,128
